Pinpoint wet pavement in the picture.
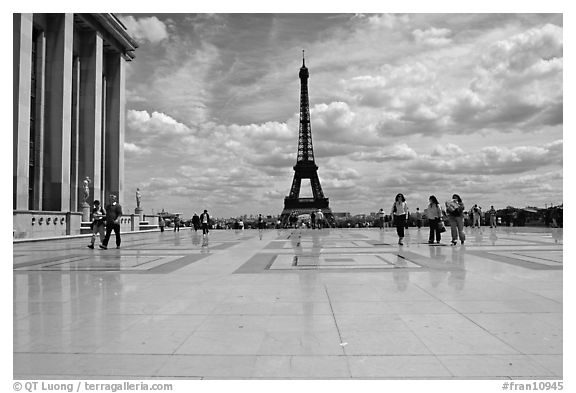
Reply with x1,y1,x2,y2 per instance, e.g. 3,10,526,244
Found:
13,226,563,379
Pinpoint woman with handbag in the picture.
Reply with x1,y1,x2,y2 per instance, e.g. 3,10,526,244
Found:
391,193,409,245
445,194,466,245
426,195,444,244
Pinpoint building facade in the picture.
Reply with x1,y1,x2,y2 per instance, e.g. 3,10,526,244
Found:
13,13,137,238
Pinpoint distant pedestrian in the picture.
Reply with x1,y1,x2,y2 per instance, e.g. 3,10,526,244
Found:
463,210,470,227
192,212,200,232
488,205,497,228
200,209,210,236
289,213,297,229
445,194,466,245
310,211,316,229
158,216,165,232
315,209,324,229
405,209,410,230
378,208,385,229
87,200,106,249
472,204,481,228
257,214,265,230
100,194,123,249
426,196,443,244
391,193,409,245
173,216,180,232
415,207,422,229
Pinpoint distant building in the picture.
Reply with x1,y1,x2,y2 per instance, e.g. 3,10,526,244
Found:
13,13,137,238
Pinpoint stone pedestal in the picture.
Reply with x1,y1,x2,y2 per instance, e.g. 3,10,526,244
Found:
135,207,143,221
81,202,90,222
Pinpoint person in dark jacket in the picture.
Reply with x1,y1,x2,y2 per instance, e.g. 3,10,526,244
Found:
100,194,123,249
200,210,210,236
426,196,443,244
391,193,409,245
192,212,200,232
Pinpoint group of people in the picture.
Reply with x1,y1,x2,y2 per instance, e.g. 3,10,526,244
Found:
87,194,123,250
310,209,325,229
88,196,212,250
288,209,326,229
389,193,472,246
157,211,210,235
87,192,496,249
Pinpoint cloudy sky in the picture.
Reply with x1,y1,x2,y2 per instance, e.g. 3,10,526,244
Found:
118,13,563,218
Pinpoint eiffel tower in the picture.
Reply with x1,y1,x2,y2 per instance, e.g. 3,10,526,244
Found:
280,51,334,227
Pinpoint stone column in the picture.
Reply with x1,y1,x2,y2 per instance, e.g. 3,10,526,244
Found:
78,31,103,207
32,30,46,211
104,53,125,204
70,55,80,211
13,13,33,210
42,13,74,211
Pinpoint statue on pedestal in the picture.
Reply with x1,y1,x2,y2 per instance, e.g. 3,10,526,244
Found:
82,177,91,205
136,188,142,209
81,176,91,222
135,188,143,221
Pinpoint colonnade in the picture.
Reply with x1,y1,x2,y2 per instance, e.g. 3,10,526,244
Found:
13,13,136,214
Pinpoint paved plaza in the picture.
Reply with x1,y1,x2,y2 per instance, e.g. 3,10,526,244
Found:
13,226,563,379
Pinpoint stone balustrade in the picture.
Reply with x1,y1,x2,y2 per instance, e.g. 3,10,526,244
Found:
13,211,163,239
13,210,82,239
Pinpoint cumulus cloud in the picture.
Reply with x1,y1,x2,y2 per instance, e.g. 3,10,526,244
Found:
124,142,149,155
408,140,562,175
354,13,410,29
127,110,192,135
431,143,465,156
339,23,562,137
351,143,419,162
312,102,357,139
452,23,563,132
412,27,452,46
227,122,293,141
500,171,562,189
121,16,169,44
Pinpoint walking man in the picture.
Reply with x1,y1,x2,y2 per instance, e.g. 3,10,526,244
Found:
316,209,324,229
415,207,423,229
100,194,123,249
310,211,316,229
200,209,210,236
488,205,497,228
192,212,200,232
378,208,385,229
472,204,481,228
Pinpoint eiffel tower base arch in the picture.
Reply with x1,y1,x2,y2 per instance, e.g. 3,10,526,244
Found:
280,197,334,228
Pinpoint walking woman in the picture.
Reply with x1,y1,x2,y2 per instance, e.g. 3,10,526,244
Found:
445,194,466,245
391,193,409,245
427,195,443,244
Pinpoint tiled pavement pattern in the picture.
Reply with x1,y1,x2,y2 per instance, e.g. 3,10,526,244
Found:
13,227,562,379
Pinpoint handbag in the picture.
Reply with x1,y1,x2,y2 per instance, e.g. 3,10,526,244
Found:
438,220,446,233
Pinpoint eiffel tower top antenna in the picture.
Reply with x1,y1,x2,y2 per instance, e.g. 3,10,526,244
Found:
302,49,305,66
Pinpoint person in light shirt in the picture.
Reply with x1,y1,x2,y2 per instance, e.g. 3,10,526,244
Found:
391,193,409,245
